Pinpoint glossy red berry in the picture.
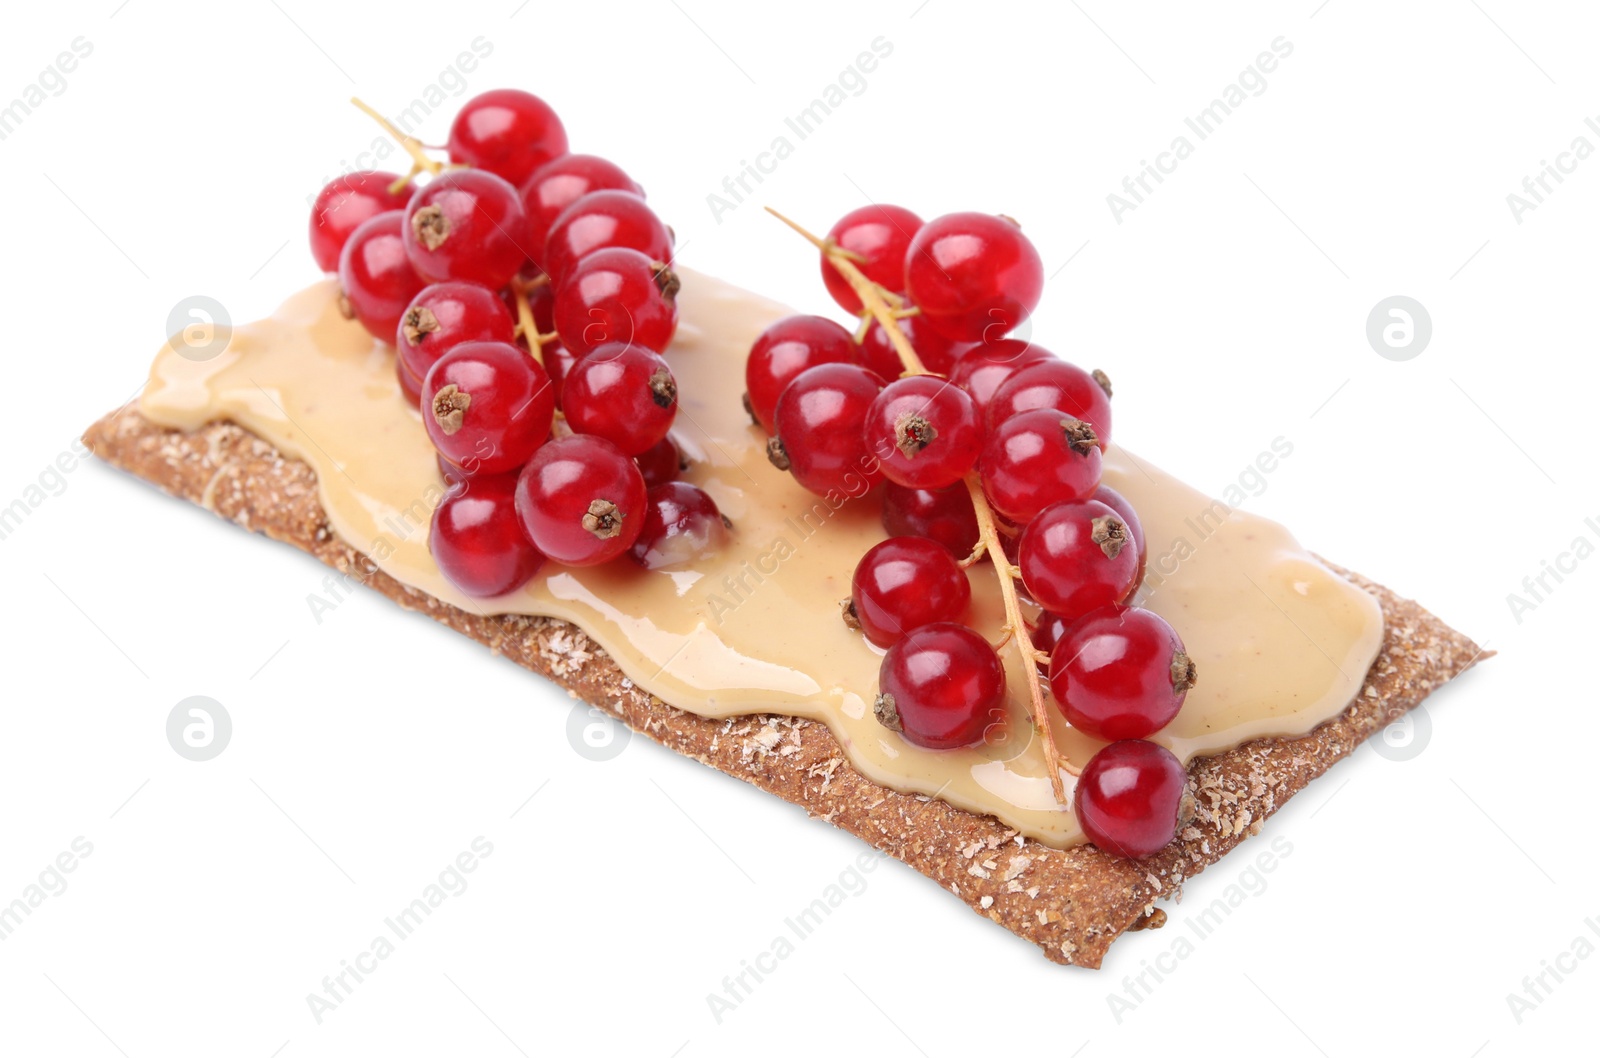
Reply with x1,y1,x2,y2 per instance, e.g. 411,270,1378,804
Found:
904,212,1044,342
821,204,923,314
1031,611,1071,662
863,376,982,490
403,170,532,290
1093,484,1146,599
949,338,1054,420
398,355,424,407
515,434,647,566
979,409,1103,523
770,363,886,497
1018,499,1141,620
630,482,731,569
398,282,517,384
880,482,980,558
856,313,977,379
447,89,568,187
429,473,546,597
339,212,425,343
874,622,1006,750
541,190,673,284
744,315,857,433
309,172,408,273
850,537,971,648
553,248,679,356
520,154,642,261
422,341,554,475
539,339,579,409
561,343,678,455
1049,605,1195,741
987,360,1113,449
1074,740,1188,859
634,435,683,488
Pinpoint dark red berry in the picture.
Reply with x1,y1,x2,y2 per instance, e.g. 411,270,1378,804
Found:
422,340,554,475
771,363,886,497
541,190,673,284
630,482,731,569
403,170,532,290
398,281,517,384
634,435,682,488
1018,499,1140,620
520,154,642,262
987,360,1113,449
856,313,977,379
863,376,983,490
880,482,980,558
904,212,1043,342
1049,605,1194,741
310,172,408,273
1074,740,1188,859
978,409,1103,523
821,204,923,314
850,537,971,648
744,315,857,433
339,212,424,343
874,623,1006,750
429,473,545,597
553,247,678,356
515,434,647,566
949,338,1054,420
398,355,424,407
561,343,678,455
447,89,568,187
540,339,579,410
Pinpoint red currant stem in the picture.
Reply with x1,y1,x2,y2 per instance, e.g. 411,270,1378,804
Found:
508,278,545,369
891,305,921,320
349,97,444,189
852,314,873,345
769,205,1075,801
963,472,1076,794
536,330,560,346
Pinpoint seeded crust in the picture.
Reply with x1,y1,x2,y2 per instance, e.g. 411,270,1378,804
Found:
83,408,1489,969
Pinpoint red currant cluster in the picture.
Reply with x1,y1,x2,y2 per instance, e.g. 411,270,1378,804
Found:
748,205,1197,858
308,89,729,596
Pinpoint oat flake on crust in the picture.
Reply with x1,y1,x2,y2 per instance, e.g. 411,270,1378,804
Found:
84,408,1489,968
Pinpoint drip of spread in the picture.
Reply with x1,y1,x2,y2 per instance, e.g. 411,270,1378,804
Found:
141,271,1383,847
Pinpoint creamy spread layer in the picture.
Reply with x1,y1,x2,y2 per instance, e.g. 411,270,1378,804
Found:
140,271,1383,847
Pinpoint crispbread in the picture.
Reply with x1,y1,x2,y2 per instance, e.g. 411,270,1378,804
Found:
83,406,1487,968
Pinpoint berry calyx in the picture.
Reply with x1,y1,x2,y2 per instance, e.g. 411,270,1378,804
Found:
1092,484,1146,600
821,204,922,314
310,172,408,273
338,212,425,343
541,189,673,284
446,88,568,187
421,340,554,475
515,434,647,566
630,482,731,569
744,315,857,433
978,409,1103,523
863,375,983,490
553,247,679,356
880,482,980,558
1048,605,1195,741
397,281,517,384
903,212,1043,343
520,153,643,261
849,536,971,648
1017,499,1142,620
987,359,1113,449
771,362,886,497
1074,740,1188,859
561,343,678,455
873,622,1006,750
429,473,546,597
403,170,532,290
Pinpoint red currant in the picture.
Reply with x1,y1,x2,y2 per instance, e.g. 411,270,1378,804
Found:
515,434,647,566
539,339,579,410
874,622,1006,750
856,313,977,379
1018,499,1140,620
561,343,678,455
1093,484,1146,599
880,482,980,558
339,212,424,343
502,275,557,334
422,340,554,475
904,212,1043,343
863,376,982,490
447,89,568,187
744,315,856,433
1031,610,1071,660
403,170,532,290
979,409,1103,523
429,473,546,597
398,281,517,384
821,204,923,314
770,363,886,497
987,360,1113,449
553,248,679,357
541,190,673,285
634,435,683,488
398,355,424,407
850,537,971,648
1074,740,1187,859
1050,605,1194,741
949,338,1053,419
520,154,643,261
630,482,731,569
309,172,408,273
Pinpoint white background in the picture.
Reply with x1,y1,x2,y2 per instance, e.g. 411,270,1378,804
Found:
1,1,1593,1055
